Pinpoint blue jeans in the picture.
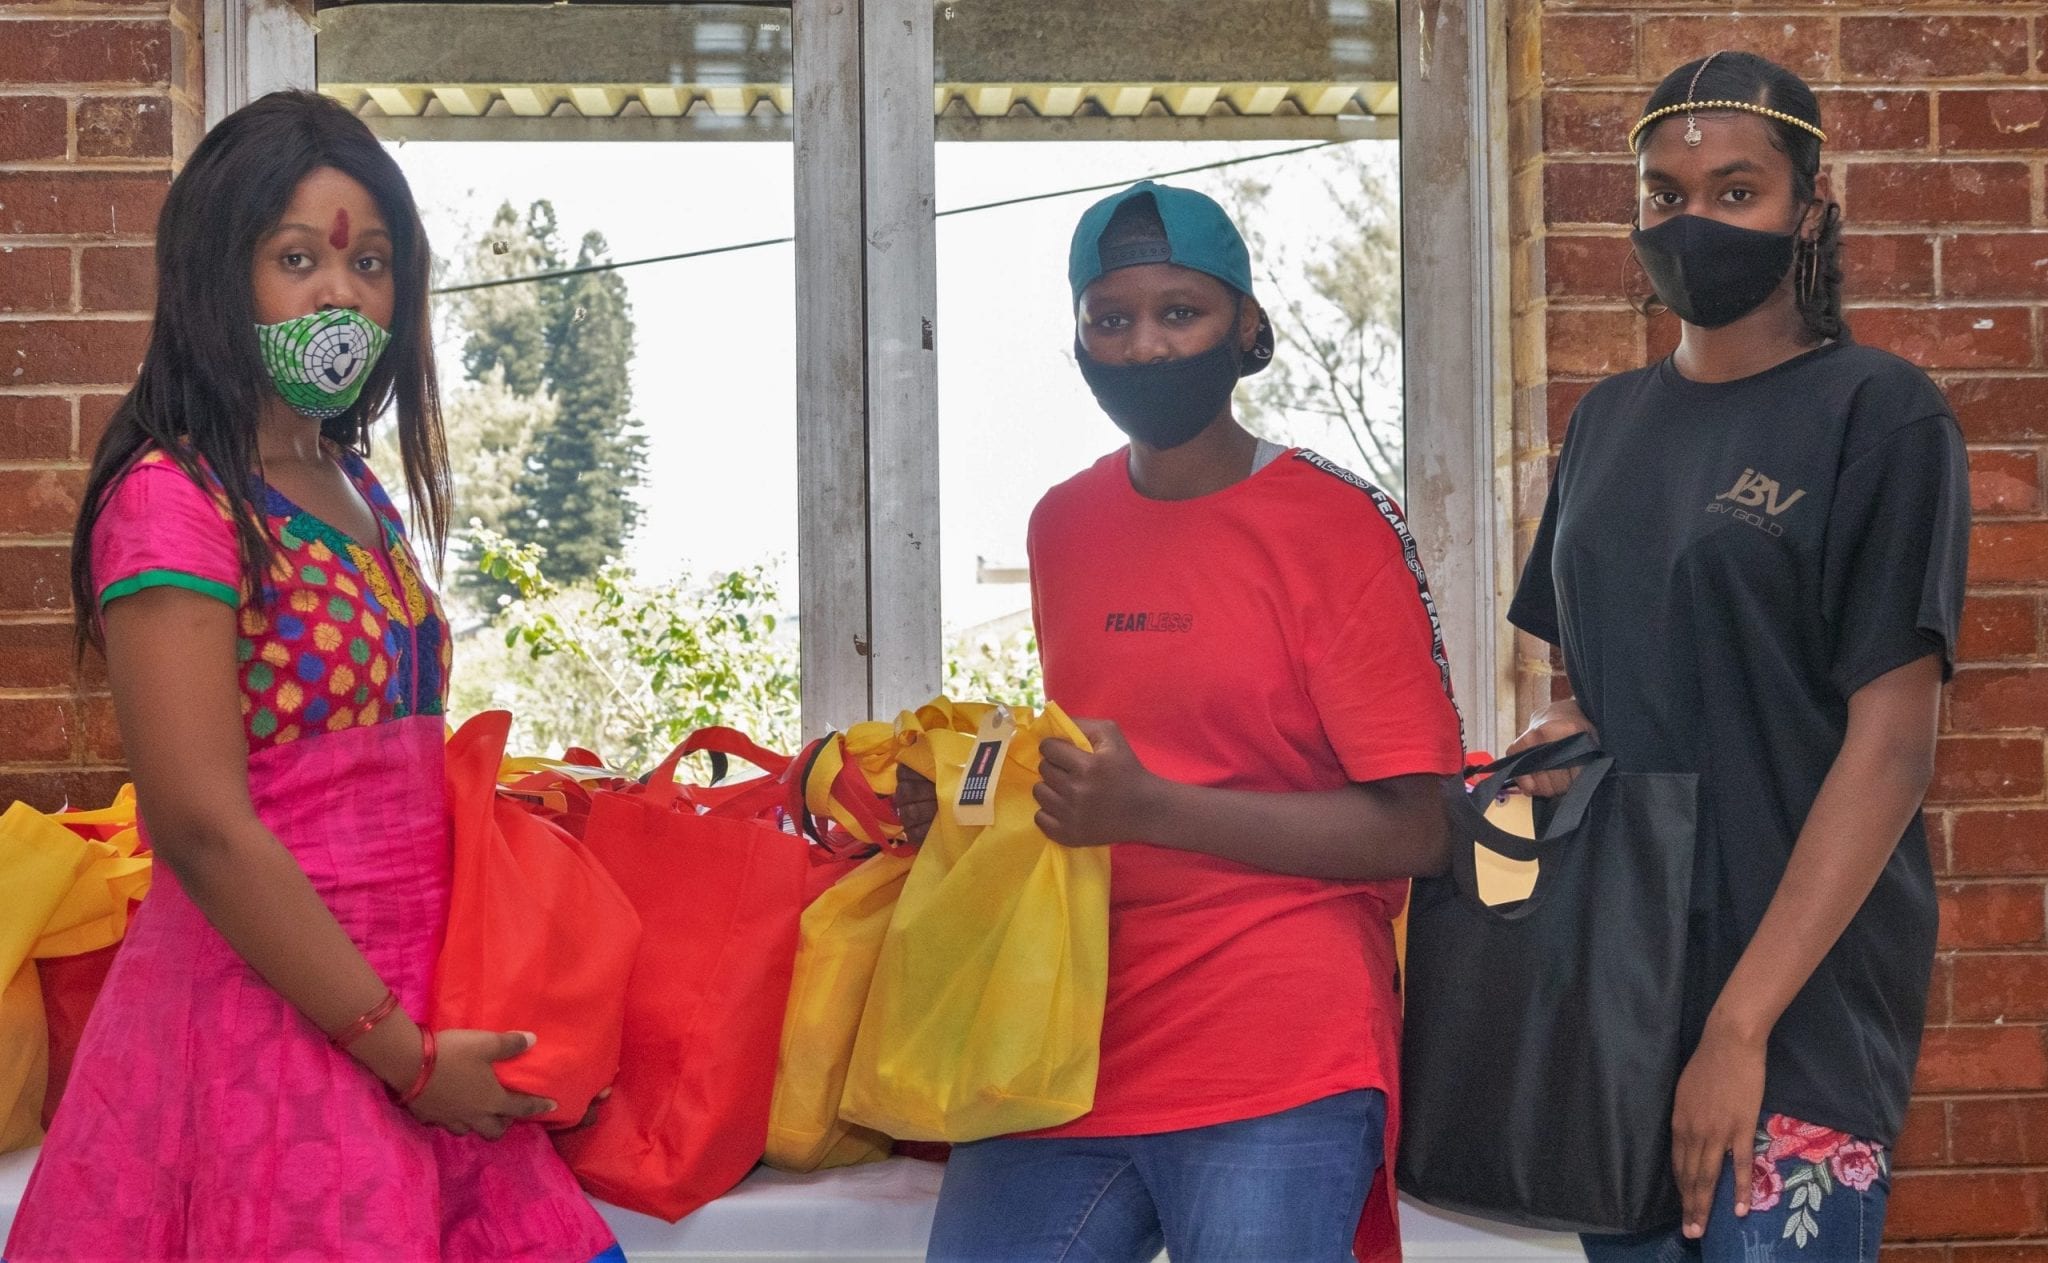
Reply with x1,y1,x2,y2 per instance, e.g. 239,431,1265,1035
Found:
926,1088,1385,1263
1582,1143,1891,1263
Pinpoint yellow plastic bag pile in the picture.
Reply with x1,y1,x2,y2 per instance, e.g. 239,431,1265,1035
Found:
766,698,1111,1169
1,790,153,1153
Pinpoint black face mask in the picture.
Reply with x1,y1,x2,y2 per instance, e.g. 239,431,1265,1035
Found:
1630,213,1800,330
1074,330,1243,450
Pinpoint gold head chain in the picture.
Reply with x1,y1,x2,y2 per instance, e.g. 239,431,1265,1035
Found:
1626,51,1828,153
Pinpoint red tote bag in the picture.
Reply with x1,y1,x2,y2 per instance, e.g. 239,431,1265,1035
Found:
36,943,117,1129
434,711,642,1127
36,790,151,1128
554,729,812,1221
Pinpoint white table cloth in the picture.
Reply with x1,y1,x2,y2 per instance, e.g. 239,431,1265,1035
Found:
1,1147,1581,1261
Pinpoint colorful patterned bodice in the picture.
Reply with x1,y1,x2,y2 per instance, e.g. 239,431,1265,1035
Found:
97,447,450,753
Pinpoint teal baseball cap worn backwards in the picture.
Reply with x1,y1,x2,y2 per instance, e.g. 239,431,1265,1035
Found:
1067,180,1275,376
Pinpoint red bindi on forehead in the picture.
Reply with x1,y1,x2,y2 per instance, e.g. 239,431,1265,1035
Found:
329,208,350,251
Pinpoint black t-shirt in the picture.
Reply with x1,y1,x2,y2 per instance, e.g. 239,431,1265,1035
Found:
1508,340,1970,1145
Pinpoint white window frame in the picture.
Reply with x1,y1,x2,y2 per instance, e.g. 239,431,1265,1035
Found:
203,0,315,129
792,0,942,733
1399,0,1514,753
212,0,1508,749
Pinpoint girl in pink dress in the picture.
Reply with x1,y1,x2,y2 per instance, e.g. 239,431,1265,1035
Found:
5,91,620,1262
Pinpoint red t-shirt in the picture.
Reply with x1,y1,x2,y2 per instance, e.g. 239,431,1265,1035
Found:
1026,446,1465,1249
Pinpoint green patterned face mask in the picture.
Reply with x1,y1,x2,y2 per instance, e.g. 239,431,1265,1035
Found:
254,308,391,420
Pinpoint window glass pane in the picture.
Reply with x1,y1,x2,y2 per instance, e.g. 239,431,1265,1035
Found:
384,140,799,759
929,0,1402,698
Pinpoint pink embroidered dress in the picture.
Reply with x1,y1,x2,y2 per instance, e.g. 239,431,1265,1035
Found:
5,448,616,1262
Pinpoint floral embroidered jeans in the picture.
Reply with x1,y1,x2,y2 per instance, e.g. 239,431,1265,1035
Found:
1581,1114,1891,1263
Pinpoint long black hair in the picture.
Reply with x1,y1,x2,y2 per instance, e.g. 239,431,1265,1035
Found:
70,89,448,650
1633,51,1845,343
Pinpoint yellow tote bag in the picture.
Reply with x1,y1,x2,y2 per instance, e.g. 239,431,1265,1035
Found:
838,700,1110,1142
35,828,151,960
0,966,48,1154
0,803,105,1153
0,796,155,1153
763,851,911,1172
764,712,932,1172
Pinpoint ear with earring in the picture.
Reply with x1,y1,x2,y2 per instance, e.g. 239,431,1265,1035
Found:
1796,203,1838,308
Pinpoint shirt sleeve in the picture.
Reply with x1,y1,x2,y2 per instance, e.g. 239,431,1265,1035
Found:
1309,543,1466,785
1507,466,1563,647
1822,414,1970,695
91,454,243,611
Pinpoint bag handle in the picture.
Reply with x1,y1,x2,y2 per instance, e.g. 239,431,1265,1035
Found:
643,726,797,805
1461,731,1597,797
830,739,902,843
796,733,904,849
501,769,596,807
1443,733,1613,920
678,725,796,777
1457,733,1610,854
652,730,889,842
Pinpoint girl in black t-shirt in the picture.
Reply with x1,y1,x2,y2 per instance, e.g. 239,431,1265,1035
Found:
1507,52,1969,1260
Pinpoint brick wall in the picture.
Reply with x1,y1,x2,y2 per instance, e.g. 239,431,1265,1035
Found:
0,0,199,811
3,0,2044,1247
1509,1,2048,1252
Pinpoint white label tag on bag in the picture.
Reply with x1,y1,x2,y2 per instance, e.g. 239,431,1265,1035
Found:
953,707,1016,827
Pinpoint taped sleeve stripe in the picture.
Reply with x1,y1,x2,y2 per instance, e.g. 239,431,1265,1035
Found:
1292,449,1464,743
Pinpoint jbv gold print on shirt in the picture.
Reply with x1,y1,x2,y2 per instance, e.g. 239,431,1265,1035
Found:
1708,468,1807,537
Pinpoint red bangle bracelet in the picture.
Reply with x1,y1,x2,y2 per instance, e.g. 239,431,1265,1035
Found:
395,1028,437,1108
329,990,399,1050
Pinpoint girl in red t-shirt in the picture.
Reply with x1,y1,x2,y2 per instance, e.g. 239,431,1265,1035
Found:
899,182,1466,1262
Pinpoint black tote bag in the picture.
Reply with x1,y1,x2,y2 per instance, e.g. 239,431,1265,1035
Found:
1398,733,1699,1234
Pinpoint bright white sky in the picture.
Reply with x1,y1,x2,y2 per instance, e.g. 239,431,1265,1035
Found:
392,138,1397,633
